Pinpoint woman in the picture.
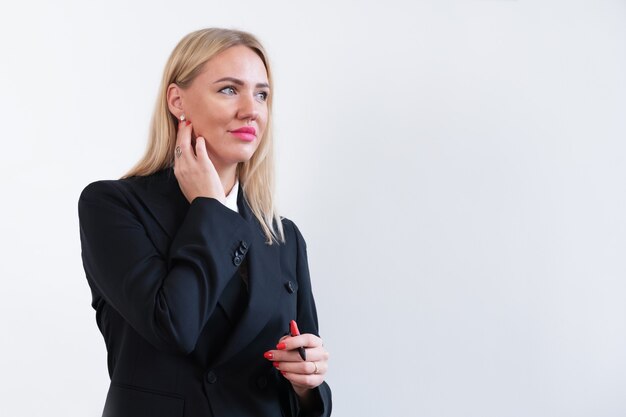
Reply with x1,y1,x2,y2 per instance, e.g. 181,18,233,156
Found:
78,28,331,417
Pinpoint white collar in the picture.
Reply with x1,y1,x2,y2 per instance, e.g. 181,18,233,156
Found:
224,180,239,213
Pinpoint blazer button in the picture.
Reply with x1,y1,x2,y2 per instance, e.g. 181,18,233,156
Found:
233,255,243,266
285,281,295,294
206,371,217,384
240,240,248,250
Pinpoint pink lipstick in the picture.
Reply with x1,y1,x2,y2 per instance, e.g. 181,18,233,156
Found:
229,126,256,142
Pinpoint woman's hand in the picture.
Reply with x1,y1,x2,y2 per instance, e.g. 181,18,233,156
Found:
265,333,329,400
173,119,225,204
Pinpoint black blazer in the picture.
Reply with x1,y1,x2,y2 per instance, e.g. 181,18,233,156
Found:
78,168,332,417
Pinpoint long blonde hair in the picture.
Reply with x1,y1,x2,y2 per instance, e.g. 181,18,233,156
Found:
124,28,284,244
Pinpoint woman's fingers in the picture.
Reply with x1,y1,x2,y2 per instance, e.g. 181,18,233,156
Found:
274,350,328,390
194,137,214,168
269,346,328,363
279,334,322,351
173,120,226,203
275,359,328,375
264,333,329,391
265,333,329,363
174,120,193,162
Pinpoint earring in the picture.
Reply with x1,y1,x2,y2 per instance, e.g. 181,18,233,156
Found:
179,114,186,122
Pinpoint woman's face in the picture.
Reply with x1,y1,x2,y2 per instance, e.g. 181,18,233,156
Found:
175,45,269,171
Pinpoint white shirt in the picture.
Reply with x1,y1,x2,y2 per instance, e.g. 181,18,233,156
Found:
224,180,239,213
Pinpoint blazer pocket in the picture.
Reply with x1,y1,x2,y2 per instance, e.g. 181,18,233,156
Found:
103,382,184,417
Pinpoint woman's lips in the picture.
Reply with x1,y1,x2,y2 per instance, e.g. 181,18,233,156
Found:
229,126,256,142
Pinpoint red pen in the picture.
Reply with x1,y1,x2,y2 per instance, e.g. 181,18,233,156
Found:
290,320,306,361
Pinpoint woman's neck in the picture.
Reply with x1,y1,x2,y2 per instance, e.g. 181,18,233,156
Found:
216,163,239,197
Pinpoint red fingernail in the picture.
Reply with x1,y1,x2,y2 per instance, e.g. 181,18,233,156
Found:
280,371,286,375
290,320,301,336
185,120,191,126
276,342,286,350
273,362,280,368
263,351,273,359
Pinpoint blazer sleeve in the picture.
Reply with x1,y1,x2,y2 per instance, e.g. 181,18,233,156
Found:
78,180,251,355
282,219,332,417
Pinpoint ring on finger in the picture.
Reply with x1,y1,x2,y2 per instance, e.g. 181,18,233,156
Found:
175,146,182,159
312,361,319,375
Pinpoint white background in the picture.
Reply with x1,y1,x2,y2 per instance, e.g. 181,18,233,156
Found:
1,1,625,416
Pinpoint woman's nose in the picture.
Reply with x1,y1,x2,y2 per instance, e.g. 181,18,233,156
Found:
237,94,259,121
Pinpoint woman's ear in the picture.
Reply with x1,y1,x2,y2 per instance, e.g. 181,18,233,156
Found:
166,83,184,119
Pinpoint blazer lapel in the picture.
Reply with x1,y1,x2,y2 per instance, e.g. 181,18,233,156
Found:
212,189,283,367
124,168,189,241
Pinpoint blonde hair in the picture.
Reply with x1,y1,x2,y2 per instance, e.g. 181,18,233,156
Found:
124,28,284,244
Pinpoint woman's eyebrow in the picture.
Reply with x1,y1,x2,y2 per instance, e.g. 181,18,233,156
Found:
213,77,269,89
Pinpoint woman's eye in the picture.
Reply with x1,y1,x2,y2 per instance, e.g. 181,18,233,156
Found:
219,86,236,95
256,91,268,101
